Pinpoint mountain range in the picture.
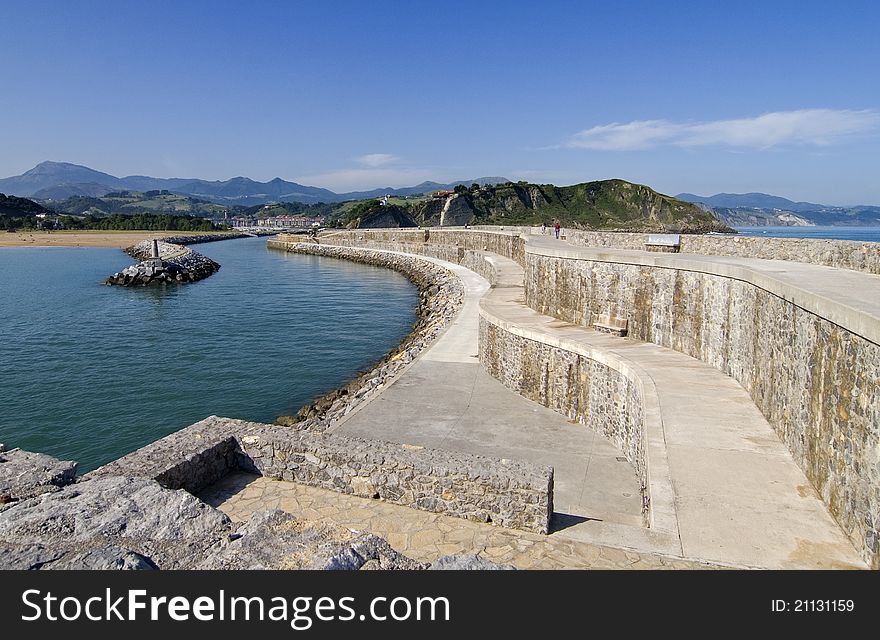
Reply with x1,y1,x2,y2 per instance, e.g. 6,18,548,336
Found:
676,192,880,227
0,162,507,206
4,162,878,226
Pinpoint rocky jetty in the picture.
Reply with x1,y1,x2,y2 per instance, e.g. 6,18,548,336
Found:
105,238,220,286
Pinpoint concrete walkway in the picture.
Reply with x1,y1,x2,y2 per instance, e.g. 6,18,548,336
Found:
329,258,646,527
208,234,868,568
481,248,865,569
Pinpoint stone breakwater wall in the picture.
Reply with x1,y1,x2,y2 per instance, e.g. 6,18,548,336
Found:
90,416,554,534
524,251,880,568
295,232,664,527
266,240,464,431
467,226,880,276
2,450,510,569
107,239,220,286
478,315,652,526
0,444,78,511
159,232,249,245
299,235,503,286
318,229,527,266
321,226,880,275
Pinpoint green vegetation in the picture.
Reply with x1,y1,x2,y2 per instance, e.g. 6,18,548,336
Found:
0,193,50,229
413,179,732,232
7,178,730,233
241,201,339,218
49,190,229,218
1,190,228,231
323,178,730,232
463,179,726,230
56,213,227,232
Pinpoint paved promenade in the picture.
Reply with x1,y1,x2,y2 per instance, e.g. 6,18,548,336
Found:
209,232,870,569
330,258,646,528
481,248,865,569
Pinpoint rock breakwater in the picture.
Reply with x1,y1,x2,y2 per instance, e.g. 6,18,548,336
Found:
0,445,515,570
268,241,464,431
105,239,220,286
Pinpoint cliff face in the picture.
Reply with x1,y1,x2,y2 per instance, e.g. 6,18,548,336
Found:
412,195,476,226
351,205,418,229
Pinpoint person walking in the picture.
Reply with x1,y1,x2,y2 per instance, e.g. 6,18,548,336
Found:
554,220,560,239
541,221,547,235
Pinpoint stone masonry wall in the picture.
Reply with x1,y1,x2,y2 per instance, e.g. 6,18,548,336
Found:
233,420,553,534
468,226,880,275
317,229,527,265
560,230,880,275
479,317,649,522
301,236,503,285
524,252,880,567
90,416,554,534
320,227,880,274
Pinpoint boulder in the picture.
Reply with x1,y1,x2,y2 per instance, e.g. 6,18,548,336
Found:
0,475,231,569
0,448,77,509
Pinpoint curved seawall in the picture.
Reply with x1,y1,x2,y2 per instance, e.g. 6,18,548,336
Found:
266,239,464,431
309,228,879,568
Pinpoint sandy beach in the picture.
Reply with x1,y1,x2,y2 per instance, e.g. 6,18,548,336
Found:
0,230,229,248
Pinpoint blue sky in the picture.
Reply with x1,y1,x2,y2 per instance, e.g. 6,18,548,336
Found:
2,0,879,204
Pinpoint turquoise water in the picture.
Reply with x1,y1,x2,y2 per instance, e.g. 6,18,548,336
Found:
0,237,418,472
733,226,880,242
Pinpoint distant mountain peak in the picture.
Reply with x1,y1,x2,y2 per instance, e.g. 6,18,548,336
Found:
0,162,509,205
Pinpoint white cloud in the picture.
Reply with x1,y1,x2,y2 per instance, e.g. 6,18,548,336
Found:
355,153,399,167
561,109,880,151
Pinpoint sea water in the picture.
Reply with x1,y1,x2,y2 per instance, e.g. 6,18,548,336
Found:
0,237,418,471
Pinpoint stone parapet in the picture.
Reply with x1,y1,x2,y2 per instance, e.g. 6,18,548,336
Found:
90,416,554,535
524,250,880,567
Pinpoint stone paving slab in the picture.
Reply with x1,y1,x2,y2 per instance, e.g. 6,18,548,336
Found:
200,473,718,570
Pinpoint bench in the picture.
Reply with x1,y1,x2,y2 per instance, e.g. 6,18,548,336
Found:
591,312,628,337
645,233,681,253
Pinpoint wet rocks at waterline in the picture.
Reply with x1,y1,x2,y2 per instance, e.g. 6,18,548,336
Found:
105,239,220,286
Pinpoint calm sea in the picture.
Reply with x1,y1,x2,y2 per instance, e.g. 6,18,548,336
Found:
733,226,880,242
0,237,418,471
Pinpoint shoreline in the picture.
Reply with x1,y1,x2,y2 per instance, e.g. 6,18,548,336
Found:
268,240,465,431
0,230,239,249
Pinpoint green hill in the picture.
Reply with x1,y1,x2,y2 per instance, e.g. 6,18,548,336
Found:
0,193,49,216
341,179,732,232
0,193,51,229
459,179,730,231
47,190,229,218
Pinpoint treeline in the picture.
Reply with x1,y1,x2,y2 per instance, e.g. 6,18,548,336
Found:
1,213,228,231
58,214,228,231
